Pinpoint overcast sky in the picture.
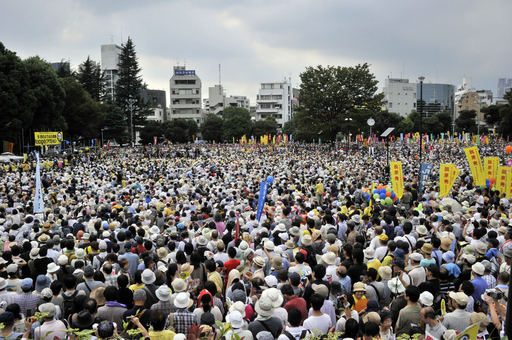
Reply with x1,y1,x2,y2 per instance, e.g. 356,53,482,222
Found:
2,1,511,106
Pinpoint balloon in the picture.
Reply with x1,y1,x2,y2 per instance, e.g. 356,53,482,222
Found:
380,188,386,194
267,176,274,183
392,196,398,201
386,187,392,192
506,145,512,154
486,182,491,189
377,186,383,190
385,197,393,205
374,189,380,195
380,193,387,199
490,177,495,184
391,192,396,199
386,192,392,197
373,194,380,200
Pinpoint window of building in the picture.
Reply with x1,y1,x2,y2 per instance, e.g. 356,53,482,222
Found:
197,109,199,113
398,103,400,105
260,95,271,100
389,103,393,108
414,93,417,98
262,84,274,89
152,97,157,103
398,93,400,95
465,100,468,103
173,109,176,114
175,80,196,85
272,95,282,100
414,103,416,108
465,106,469,109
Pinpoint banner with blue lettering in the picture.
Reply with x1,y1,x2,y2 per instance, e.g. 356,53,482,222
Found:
419,163,434,195
34,152,45,213
256,176,274,221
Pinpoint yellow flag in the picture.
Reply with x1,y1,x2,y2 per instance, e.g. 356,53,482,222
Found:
495,166,511,194
506,172,512,199
484,157,499,180
464,146,486,187
439,164,453,197
390,162,404,199
453,323,479,340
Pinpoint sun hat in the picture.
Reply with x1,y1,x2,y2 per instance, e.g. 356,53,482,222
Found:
378,234,389,242
35,275,51,291
322,252,337,266
409,253,423,262
39,303,57,318
289,227,301,236
421,244,433,254
464,245,475,256
141,269,156,284
353,282,366,292
261,287,284,307
226,311,244,328
229,301,246,317
362,311,381,324
470,312,489,332
472,262,485,276
171,278,187,293
449,291,469,305
264,275,278,288
442,251,455,263
440,238,452,251
387,277,405,294
474,243,487,255
75,249,86,259
47,263,59,273
155,285,171,301
264,240,275,251
175,292,194,309
311,230,323,242
443,330,458,340
416,225,428,235
58,255,69,266
90,286,106,306
419,291,434,306
271,256,283,270
74,310,95,329
149,226,160,235
254,296,274,317
0,278,8,290
364,248,375,259
393,249,405,261
197,236,207,246
301,235,312,246
378,266,392,280
6,264,18,274
257,332,274,340
254,256,265,267
156,247,168,259
30,248,39,259
285,240,295,249
463,254,476,265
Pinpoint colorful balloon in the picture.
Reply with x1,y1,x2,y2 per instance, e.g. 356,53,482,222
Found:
373,194,380,200
386,187,392,193
506,145,512,154
380,193,387,200
385,192,392,197
385,197,393,205
391,192,396,199
267,176,274,183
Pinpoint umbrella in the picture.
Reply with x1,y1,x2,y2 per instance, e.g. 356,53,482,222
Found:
0,152,24,162
440,197,462,212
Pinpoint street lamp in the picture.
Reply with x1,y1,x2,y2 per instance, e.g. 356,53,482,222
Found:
128,97,137,144
477,94,482,138
418,76,425,192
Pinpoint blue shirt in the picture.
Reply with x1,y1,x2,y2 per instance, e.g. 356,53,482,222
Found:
471,277,488,303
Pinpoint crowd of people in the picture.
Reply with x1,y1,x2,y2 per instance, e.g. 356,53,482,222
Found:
0,141,509,340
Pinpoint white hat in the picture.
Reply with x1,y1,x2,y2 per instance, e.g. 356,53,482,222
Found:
264,275,278,288
47,262,59,273
322,252,337,265
155,285,171,301
364,248,375,259
254,296,274,317
150,226,160,235
264,240,275,251
261,287,284,308
229,301,246,317
416,225,428,235
226,311,244,329
141,269,156,284
419,291,434,306
409,253,423,262
174,292,193,309
58,255,69,266
472,262,485,276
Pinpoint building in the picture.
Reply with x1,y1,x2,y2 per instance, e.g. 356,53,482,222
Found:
101,44,122,99
382,78,417,117
255,78,294,128
169,66,203,124
497,78,512,99
50,61,70,73
231,95,250,110
208,85,238,115
140,89,167,122
416,83,455,117
456,90,493,123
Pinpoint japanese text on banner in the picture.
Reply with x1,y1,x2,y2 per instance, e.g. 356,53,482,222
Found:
390,161,403,199
464,146,486,187
495,166,512,194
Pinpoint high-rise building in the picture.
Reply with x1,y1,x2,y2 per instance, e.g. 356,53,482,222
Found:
497,78,512,99
169,66,202,124
382,78,417,117
454,77,493,120
416,83,456,117
255,79,294,128
101,44,122,99
140,89,167,122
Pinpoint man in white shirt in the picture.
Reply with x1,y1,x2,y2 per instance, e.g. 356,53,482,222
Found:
278,309,311,340
303,293,332,335
374,234,389,262
407,253,426,286
288,251,311,275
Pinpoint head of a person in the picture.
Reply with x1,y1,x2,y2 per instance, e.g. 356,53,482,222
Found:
103,286,118,302
149,311,166,332
405,286,420,303
287,308,302,328
420,306,436,326
310,293,324,312
362,322,380,340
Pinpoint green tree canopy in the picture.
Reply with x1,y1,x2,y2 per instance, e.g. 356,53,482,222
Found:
163,119,195,143
139,121,165,145
222,106,252,141
103,97,128,145
252,116,278,137
282,118,297,136
200,114,223,142
455,110,477,133
295,63,383,141
114,37,151,141
76,56,105,102
60,77,108,142
0,42,35,152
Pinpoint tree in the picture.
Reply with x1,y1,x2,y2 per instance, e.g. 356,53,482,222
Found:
200,114,223,142
0,42,35,153
222,106,252,141
103,98,128,145
139,121,164,145
455,110,477,133
76,56,105,102
396,117,414,134
282,118,297,136
252,116,278,137
372,111,403,136
23,56,67,132
54,59,73,78
114,37,151,142
295,63,383,141
186,119,198,140
163,119,191,143
60,77,108,143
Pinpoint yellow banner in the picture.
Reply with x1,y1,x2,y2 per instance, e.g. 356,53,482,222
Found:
496,166,511,194
453,323,479,340
484,157,499,180
439,164,453,197
34,131,63,146
506,172,512,199
390,161,404,199
464,146,486,187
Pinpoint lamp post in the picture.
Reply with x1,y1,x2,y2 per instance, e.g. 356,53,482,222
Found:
128,97,137,144
477,94,482,138
418,76,425,191
345,118,352,153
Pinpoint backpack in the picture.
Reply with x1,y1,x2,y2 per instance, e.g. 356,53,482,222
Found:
61,290,79,321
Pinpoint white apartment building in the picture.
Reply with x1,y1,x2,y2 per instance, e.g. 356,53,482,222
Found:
208,85,238,115
101,44,122,99
382,78,417,117
169,66,203,124
231,95,250,110
256,79,293,128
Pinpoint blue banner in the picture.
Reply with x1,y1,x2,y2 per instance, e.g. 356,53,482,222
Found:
419,163,434,195
34,152,44,213
256,181,269,221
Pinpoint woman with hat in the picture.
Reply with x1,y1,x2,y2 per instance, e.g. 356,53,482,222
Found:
226,311,253,340
310,230,325,255
252,256,266,279
419,244,436,267
352,282,367,308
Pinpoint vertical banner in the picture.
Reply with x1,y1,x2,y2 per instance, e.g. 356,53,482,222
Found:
256,180,269,221
449,165,460,196
419,163,434,195
507,172,512,199
34,152,45,213
235,213,240,241
439,164,453,197
495,166,511,194
154,136,157,146
390,161,404,199
464,146,486,187
484,157,499,180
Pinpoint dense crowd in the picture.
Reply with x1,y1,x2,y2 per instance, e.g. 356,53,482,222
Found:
0,142,509,340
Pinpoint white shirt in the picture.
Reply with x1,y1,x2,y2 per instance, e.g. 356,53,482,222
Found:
303,313,332,335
